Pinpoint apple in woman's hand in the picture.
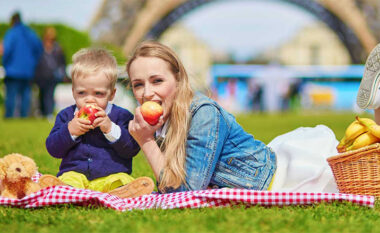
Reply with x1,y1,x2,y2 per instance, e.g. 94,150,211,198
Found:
77,104,99,124
140,101,163,125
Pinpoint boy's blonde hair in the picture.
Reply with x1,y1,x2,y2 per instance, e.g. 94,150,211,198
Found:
71,48,118,88
127,41,194,192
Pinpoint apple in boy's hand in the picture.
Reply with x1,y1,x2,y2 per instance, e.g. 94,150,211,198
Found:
140,101,163,125
77,104,99,124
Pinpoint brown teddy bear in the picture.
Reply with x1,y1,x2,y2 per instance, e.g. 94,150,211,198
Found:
0,153,42,199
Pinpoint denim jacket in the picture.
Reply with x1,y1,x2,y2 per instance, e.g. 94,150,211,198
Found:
165,92,276,192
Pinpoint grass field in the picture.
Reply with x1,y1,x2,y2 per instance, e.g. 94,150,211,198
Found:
1,111,380,233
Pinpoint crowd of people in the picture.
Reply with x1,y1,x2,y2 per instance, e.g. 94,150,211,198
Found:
1,12,66,119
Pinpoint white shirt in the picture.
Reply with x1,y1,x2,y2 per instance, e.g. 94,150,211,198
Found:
155,119,169,139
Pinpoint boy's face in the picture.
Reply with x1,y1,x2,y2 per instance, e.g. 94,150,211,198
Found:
72,73,116,111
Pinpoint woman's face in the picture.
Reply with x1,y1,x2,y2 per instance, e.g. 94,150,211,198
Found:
128,56,178,121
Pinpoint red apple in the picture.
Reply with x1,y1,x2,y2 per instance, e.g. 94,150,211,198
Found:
140,101,163,125
77,104,99,124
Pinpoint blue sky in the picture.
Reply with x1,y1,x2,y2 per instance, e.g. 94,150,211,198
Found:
0,0,317,61
0,0,103,30
181,0,317,60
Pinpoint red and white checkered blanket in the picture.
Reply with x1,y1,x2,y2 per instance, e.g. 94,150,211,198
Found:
0,185,375,211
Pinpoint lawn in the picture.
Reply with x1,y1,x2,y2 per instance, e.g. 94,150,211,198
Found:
1,111,380,233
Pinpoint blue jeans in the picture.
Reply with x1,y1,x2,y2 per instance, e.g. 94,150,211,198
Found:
4,78,32,118
38,83,56,116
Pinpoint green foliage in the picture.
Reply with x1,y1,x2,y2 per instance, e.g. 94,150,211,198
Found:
0,24,9,39
236,111,365,144
0,112,379,233
30,24,92,64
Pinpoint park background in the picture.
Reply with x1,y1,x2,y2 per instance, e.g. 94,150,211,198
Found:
1,0,380,232
2,0,380,115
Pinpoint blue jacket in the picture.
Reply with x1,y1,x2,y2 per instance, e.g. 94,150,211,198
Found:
46,104,140,180
2,23,43,79
163,93,276,192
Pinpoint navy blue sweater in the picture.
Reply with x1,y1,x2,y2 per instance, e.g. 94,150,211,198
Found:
46,104,140,180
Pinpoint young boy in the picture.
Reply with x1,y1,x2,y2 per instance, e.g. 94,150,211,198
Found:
39,48,154,198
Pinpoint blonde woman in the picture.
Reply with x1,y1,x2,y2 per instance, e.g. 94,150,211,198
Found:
127,41,276,193
128,40,380,194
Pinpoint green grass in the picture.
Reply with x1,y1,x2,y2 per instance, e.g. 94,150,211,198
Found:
1,111,380,233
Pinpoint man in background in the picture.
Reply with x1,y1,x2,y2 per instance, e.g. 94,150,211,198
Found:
2,12,43,118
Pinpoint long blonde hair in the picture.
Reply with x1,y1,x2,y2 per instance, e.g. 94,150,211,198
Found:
126,41,194,192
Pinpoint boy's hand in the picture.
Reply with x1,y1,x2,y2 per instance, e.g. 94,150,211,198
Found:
92,107,112,134
68,114,94,136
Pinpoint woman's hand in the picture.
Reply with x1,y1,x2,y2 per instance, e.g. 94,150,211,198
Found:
129,106,164,146
129,106,166,180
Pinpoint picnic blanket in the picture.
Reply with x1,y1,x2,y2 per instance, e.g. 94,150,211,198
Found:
0,185,374,211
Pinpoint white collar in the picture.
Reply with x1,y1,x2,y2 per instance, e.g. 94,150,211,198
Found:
155,119,169,138
74,103,113,116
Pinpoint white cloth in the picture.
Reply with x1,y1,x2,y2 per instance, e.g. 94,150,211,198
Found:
268,124,339,193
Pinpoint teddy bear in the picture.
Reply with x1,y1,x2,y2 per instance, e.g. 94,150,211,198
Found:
0,153,42,199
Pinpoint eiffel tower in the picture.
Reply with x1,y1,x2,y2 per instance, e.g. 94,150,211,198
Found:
90,0,380,63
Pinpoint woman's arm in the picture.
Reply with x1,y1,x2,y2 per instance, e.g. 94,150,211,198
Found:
129,104,228,192
170,104,228,192
139,140,165,180
128,106,165,180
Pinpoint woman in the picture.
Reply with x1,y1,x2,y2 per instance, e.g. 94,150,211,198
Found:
126,41,277,193
34,27,66,118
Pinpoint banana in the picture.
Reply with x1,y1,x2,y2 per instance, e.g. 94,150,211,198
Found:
355,116,376,126
346,132,380,151
340,120,367,146
336,135,348,153
356,116,380,139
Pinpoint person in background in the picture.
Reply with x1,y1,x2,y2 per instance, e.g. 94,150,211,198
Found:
34,27,66,119
2,12,43,118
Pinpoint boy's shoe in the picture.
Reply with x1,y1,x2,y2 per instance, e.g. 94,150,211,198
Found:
38,174,67,189
357,43,380,109
108,176,155,199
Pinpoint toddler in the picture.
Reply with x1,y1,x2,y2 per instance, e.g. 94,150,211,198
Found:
39,48,154,198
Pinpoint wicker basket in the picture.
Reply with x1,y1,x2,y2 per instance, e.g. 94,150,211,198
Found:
327,143,380,197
